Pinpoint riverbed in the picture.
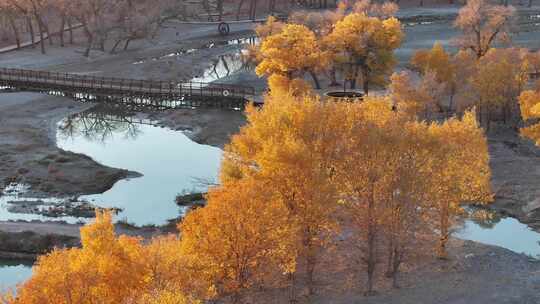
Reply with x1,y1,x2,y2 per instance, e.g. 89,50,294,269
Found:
57,107,222,225
0,260,32,292
0,105,222,226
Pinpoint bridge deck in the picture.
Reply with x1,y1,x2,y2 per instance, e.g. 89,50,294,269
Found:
0,68,255,108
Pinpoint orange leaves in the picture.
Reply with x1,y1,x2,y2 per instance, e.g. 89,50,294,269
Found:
12,211,193,304
11,89,494,301
179,178,291,300
323,13,403,93
254,8,403,95
255,24,328,79
411,42,455,86
519,89,540,121
468,48,529,119
390,71,444,118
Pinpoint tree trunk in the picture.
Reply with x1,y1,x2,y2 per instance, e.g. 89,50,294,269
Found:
236,0,245,20
250,0,258,20
123,39,131,51
110,40,122,53
26,16,35,47
330,68,339,86
34,14,46,54
305,249,316,295
448,87,455,115
362,68,369,95
67,18,74,44
59,15,66,47
288,272,297,304
437,202,450,259
350,65,360,90
83,25,93,57
269,0,276,13
217,0,224,21
365,182,377,295
486,107,491,132
385,239,394,278
43,20,52,46
391,246,402,288
99,37,105,52
309,70,321,89
8,16,21,49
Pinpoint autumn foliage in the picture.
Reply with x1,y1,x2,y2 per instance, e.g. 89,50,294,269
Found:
18,1,540,302
253,6,403,94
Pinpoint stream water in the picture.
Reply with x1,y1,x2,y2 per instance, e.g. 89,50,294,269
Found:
0,260,32,292
56,106,223,226
0,105,223,289
458,216,540,257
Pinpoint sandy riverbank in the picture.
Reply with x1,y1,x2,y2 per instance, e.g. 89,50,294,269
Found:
0,92,137,198
487,126,540,231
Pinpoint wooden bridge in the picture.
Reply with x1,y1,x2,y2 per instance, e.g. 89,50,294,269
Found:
0,68,256,110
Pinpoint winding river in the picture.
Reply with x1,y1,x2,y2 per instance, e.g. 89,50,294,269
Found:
3,8,540,291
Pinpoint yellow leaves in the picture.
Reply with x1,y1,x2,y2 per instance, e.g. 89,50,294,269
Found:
519,89,540,145
427,110,492,204
519,89,540,120
267,74,313,97
12,212,198,304
323,13,403,93
381,17,403,49
411,42,455,86
468,48,529,110
390,71,442,118
80,209,116,252
137,289,200,304
255,24,328,79
179,178,291,300
11,86,495,302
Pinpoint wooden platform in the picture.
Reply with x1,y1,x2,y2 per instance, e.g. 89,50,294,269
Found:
0,68,256,110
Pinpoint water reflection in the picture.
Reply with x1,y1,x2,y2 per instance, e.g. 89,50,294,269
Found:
458,208,540,257
58,105,145,143
0,260,32,292
191,52,251,83
57,105,222,226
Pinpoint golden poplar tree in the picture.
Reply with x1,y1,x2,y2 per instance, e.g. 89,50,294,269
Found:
179,178,292,303
468,48,529,129
255,24,328,89
426,111,492,259
390,71,444,119
323,13,403,94
410,42,457,112
13,211,148,304
221,90,342,297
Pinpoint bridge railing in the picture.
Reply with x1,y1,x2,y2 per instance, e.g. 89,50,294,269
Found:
0,68,255,98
